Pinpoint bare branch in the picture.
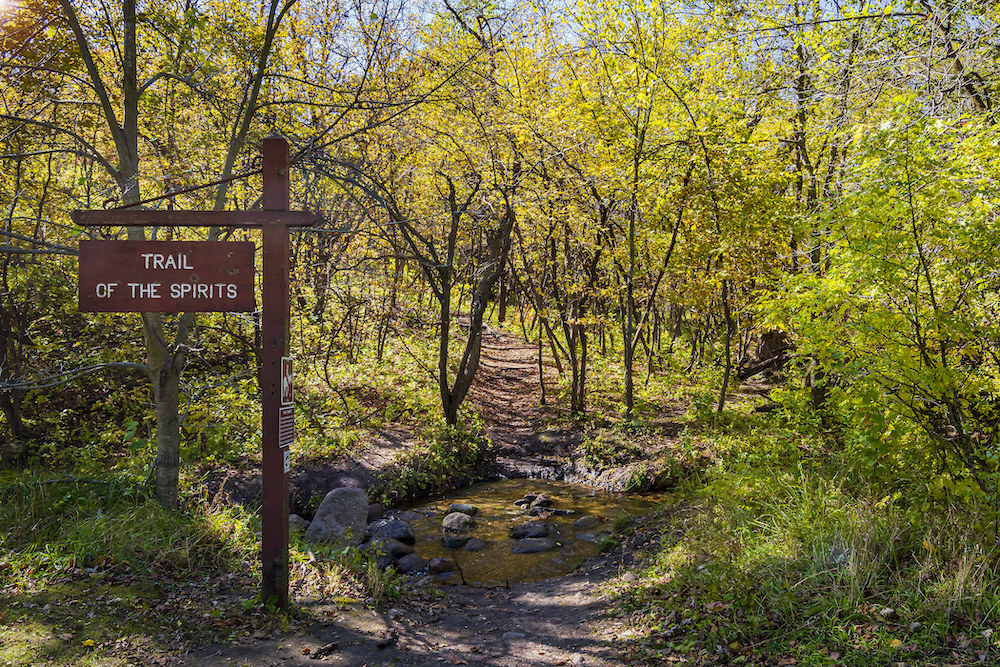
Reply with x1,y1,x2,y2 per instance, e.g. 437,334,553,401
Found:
0,114,118,178
0,362,150,391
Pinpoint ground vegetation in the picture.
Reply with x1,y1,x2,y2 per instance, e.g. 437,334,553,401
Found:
1,0,999,664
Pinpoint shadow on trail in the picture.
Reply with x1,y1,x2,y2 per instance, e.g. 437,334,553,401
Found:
181,556,628,666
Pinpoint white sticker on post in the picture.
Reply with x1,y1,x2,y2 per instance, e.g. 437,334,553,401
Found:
283,449,291,474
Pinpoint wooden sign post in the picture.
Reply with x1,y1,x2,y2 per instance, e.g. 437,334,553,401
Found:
74,136,313,610
259,137,293,608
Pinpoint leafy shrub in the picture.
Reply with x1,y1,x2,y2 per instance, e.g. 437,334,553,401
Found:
762,111,1000,500
372,417,494,505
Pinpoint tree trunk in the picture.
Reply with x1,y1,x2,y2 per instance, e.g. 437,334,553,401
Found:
152,355,182,509
578,325,588,416
624,302,635,421
140,311,190,509
538,325,547,406
717,280,735,414
808,360,828,410
439,275,456,425
497,267,508,323
0,297,26,440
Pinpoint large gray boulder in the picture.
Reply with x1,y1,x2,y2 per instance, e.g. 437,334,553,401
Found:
304,487,369,545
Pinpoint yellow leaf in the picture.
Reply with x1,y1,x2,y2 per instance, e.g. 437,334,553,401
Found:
890,638,903,648
81,639,95,647
923,539,934,552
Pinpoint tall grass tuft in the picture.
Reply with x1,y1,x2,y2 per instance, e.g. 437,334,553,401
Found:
0,475,257,583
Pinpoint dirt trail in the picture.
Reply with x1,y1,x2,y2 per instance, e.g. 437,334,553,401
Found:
471,323,581,478
182,554,631,666
471,323,547,439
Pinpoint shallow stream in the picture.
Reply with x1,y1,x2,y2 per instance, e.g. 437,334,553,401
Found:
397,478,666,586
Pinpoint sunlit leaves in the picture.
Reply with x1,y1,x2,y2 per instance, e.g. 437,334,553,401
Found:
764,108,1000,493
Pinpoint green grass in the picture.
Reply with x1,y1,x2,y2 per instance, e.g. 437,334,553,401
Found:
0,478,262,665
0,475,403,665
605,415,1000,666
0,475,256,576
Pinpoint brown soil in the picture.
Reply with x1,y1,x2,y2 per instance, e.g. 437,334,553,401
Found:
472,323,582,478
182,322,641,667
179,552,634,666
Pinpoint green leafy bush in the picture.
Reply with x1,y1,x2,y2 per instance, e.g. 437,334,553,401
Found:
762,110,1000,500
372,417,494,505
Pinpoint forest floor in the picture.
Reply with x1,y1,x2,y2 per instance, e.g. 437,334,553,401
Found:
210,321,587,515
7,324,991,666
176,322,654,666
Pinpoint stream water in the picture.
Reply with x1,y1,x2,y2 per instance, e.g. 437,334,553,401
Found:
398,478,666,586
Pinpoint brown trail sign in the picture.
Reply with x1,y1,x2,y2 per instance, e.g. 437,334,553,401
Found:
73,136,314,609
78,240,255,312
